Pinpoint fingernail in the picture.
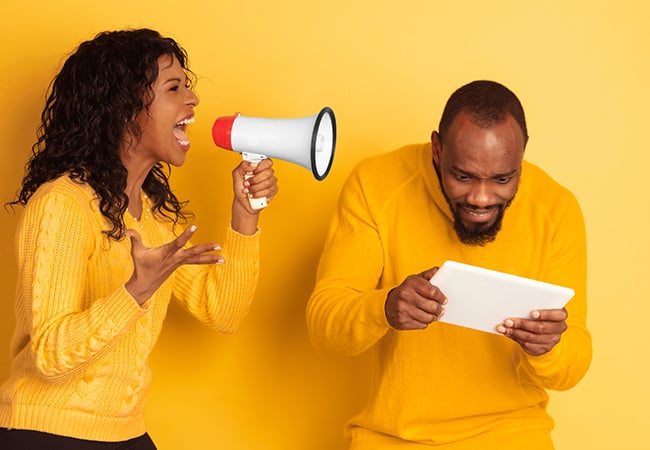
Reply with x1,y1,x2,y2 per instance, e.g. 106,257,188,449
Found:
213,245,221,251
505,319,514,327
190,225,197,232
496,325,506,333
531,310,541,319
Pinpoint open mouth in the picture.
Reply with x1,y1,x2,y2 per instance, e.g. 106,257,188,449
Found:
459,205,499,225
173,116,195,147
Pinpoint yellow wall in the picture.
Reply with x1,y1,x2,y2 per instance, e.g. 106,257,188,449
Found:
1,1,648,449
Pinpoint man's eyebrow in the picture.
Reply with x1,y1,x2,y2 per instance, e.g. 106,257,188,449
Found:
451,165,518,178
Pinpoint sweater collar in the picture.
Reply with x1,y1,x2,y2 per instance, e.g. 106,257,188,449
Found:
421,142,455,223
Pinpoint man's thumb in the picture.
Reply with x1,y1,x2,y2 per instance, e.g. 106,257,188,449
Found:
419,266,440,281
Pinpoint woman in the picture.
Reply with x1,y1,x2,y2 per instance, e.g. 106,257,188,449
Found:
0,28,278,449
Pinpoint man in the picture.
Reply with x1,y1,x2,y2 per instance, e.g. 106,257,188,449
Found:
306,80,591,449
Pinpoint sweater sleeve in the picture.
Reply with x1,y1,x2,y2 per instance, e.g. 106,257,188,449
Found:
306,168,392,356
518,190,592,390
18,189,148,382
172,226,260,333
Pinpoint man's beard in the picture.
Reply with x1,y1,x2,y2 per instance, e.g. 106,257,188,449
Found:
449,199,513,246
434,162,515,246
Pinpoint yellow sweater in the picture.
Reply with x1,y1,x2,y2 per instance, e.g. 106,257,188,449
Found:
0,175,260,441
307,143,592,449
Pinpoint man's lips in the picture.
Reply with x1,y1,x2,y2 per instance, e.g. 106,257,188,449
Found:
457,204,500,223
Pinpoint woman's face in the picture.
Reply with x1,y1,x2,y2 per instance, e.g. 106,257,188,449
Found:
129,54,199,168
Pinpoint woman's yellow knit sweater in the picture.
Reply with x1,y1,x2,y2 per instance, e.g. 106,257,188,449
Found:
0,175,260,441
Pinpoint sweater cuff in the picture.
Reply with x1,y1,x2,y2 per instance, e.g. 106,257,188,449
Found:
365,288,392,330
112,285,150,327
223,225,260,261
521,341,562,374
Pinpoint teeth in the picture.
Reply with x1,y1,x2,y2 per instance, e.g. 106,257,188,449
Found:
176,117,195,126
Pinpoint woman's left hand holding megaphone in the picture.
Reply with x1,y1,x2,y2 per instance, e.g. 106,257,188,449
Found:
230,158,278,234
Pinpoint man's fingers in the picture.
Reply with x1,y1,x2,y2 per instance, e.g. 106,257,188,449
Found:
389,294,445,329
501,325,540,342
413,296,445,317
410,304,444,324
414,282,447,308
509,329,562,356
496,309,568,356
386,270,449,331
501,315,567,336
531,308,568,321
403,281,447,322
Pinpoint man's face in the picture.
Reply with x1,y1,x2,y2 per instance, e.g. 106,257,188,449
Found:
432,111,526,246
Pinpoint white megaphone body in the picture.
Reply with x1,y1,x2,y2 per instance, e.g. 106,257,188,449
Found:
212,107,336,209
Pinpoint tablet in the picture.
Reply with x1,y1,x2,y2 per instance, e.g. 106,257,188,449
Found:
429,260,574,334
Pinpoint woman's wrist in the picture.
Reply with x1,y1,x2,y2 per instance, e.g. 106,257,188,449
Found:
231,200,259,235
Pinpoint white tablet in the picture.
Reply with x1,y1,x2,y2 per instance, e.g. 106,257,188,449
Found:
429,260,574,334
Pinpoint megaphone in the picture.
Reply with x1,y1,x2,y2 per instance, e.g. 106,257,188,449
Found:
212,107,336,209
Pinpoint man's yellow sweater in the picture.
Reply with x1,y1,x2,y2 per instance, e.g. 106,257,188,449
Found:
307,143,592,449
0,175,260,441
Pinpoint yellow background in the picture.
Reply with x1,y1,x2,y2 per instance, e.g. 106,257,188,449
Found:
1,1,648,449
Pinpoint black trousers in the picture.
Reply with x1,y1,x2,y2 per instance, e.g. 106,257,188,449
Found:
0,428,157,450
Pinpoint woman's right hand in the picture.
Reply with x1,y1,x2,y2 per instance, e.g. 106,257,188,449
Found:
124,225,223,305
230,158,279,235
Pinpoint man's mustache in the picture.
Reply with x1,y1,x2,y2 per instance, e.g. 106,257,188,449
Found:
455,203,503,211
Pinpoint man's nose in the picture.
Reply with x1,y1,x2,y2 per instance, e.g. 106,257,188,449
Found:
465,182,494,208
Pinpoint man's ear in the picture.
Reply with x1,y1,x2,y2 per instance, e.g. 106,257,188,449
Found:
431,130,442,165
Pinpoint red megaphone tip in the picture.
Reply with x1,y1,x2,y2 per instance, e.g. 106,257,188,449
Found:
211,114,239,150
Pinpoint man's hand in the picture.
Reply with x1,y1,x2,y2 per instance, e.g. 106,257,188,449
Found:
125,225,223,305
385,267,447,330
496,308,568,356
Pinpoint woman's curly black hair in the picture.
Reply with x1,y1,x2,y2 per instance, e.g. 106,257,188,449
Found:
8,28,196,240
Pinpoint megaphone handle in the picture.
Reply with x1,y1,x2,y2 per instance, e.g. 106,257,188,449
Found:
242,152,268,210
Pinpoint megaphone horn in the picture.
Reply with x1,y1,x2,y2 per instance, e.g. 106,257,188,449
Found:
212,107,337,210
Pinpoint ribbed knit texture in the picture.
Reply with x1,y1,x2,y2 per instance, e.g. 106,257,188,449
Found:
0,175,260,441
307,143,592,449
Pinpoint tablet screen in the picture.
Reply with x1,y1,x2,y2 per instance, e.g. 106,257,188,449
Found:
429,261,574,334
